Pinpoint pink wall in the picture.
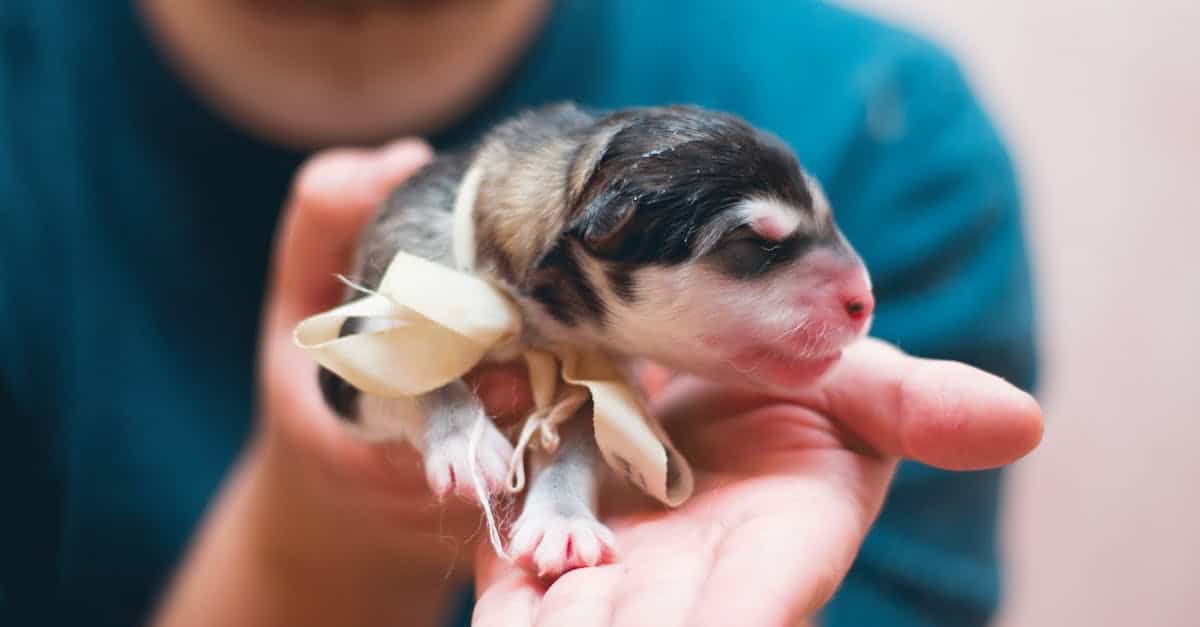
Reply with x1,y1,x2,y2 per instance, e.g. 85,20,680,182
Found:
841,1,1200,625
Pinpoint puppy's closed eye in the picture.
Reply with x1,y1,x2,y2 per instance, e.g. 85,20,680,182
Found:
709,225,817,279
711,226,778,277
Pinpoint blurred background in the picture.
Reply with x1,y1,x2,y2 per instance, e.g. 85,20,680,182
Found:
841,1,1200,625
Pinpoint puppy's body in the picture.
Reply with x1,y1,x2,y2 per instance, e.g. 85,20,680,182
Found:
319,103,875,576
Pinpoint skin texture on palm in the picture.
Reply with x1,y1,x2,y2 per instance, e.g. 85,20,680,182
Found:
472,342,1042,627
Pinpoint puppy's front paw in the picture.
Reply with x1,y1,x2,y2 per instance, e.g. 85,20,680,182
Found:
509,508,617,578
423,419,514,501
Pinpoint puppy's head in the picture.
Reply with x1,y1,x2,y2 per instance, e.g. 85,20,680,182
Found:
532,106,872,390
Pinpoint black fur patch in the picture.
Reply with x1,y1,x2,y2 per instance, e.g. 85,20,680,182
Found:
707,230,827,279
568,106,822,273
606,265,638,302
531,241,606,326
318,365,360,421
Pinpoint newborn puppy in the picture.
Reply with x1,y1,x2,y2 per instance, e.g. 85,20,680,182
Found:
318,103,874,576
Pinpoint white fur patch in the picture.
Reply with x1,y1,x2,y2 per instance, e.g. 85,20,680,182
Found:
739,196,805,241
351,393,426,443
595,261,799,372
452,161,484,271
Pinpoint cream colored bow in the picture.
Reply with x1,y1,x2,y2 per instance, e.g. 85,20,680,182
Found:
292,250,694,508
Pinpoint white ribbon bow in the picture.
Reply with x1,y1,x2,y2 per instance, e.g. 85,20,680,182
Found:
292,250,694,508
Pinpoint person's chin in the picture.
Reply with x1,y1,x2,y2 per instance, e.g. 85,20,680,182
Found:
248,0,453,16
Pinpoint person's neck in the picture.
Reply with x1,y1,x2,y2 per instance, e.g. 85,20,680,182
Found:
138,0,552,149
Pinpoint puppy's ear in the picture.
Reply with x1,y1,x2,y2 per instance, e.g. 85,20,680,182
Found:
569,188,636,253
564,120,637,254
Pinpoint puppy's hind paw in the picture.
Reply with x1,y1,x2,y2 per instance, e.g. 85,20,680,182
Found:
423,419,514,502
509,511,617,579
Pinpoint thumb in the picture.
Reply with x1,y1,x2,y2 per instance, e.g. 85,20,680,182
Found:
652,338,1043,471
819,338,1044,470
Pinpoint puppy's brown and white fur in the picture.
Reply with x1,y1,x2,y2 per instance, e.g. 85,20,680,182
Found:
318,103,874,577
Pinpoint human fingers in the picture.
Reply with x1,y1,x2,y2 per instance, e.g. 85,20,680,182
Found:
472,544,541,627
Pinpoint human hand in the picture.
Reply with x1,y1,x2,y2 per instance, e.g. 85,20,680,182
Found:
251,140,543,618
473,338,1043,627
157,140,540,627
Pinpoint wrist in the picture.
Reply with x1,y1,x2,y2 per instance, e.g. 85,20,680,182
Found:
257,430,486,579
154,434,463,627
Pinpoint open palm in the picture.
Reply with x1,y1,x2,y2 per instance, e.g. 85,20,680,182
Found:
473,339,1043,627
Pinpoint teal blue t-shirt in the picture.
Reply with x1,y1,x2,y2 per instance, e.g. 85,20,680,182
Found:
0,1,1037,626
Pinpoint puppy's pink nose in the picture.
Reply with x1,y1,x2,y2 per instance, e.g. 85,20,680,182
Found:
839,272,874,322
